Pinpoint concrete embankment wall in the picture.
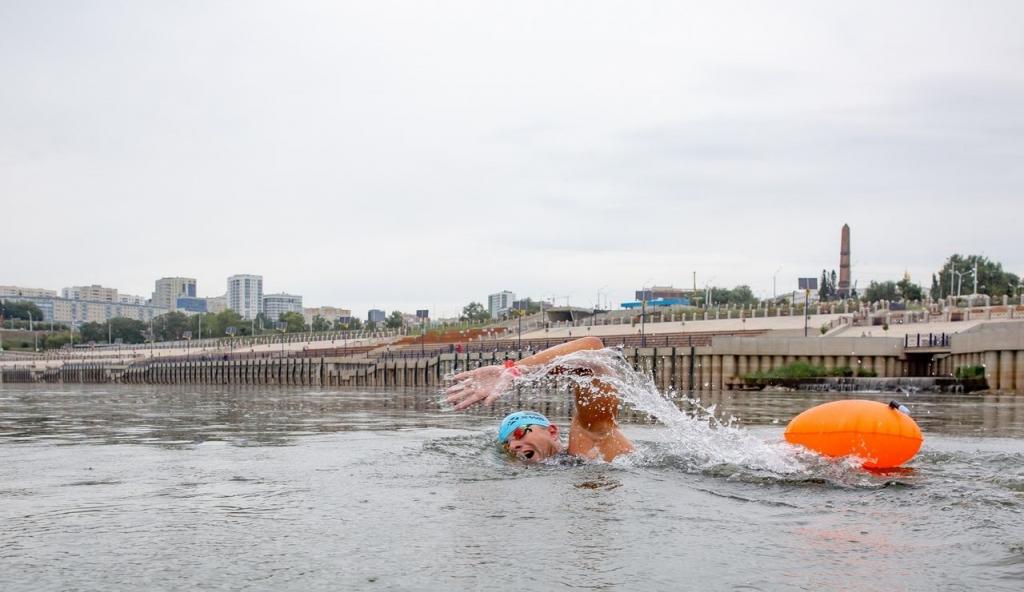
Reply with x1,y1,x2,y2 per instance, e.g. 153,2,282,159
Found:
0,341,909,392
4,328,1022,394
949,322,1024,393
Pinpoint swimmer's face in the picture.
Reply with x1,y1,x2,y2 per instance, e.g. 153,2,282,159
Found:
504,424,560,463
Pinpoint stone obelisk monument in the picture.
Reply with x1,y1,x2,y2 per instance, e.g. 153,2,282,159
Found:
838,224,851,298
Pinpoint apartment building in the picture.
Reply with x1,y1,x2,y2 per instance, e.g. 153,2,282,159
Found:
62,285,118,302
152,277,197,310
0,286,57,298
227,275,263,320
263,293,303,321
488,290,515,319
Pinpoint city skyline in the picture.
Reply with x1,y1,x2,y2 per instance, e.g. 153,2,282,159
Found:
4,234,1017,324
3,2,1022,318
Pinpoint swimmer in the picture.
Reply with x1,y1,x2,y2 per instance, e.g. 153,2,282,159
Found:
444,337,633,463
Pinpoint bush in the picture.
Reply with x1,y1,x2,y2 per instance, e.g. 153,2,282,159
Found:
743,363,873,380
955,365,985,379
745,361,827,380
43,333,72,349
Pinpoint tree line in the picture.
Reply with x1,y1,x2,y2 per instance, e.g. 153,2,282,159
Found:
815,254,1019,303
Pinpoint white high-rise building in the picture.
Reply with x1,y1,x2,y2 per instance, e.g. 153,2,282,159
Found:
488,290,515,319
263,293,303,321
152,277,197,310
227,274,263,320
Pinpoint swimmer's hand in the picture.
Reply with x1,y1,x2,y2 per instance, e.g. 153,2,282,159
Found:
444,365,518,411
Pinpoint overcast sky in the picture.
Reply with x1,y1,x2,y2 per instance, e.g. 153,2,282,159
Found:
2,1,1022,317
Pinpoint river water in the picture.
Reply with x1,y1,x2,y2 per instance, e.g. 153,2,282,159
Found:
1,383,1022,591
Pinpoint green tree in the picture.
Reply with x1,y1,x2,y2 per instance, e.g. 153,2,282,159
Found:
727,285,757,306
311,315,331,332
863,281,899,302
207,310,244,338
78,318,146,344
896,276,923,301
385,310,404,329
0,300,44,321
818,269,838,301
153,311,191,341
187,313,215,340
929,274,940,300
43,332,72,349
254,312,271,334
79,322,106,343
460,302,490,323
110,317,147,343
279,311,305,333
935,254,1020,298
819,269,832,301
708,285,758,306
339,317,362,331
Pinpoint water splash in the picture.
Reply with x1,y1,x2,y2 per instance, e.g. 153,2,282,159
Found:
510,348,810,475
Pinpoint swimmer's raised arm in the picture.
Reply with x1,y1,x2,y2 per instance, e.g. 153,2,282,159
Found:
568,371,633,461
444,337,605,411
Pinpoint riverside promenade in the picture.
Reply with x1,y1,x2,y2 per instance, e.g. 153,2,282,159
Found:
3,308,1024,393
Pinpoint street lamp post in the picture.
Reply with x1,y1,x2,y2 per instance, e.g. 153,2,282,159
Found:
517,311,523,352
803,288,810,337
28,311,38,351
640,297,647,347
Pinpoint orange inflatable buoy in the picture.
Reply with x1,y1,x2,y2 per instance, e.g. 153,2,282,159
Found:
784,399,923,469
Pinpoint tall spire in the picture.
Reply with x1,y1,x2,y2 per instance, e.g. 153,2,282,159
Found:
838,224,851,297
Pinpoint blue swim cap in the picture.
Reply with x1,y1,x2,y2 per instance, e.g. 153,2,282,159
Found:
497,411,551,443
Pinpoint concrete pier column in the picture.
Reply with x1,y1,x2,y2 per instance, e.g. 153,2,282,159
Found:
772,356,784,372
999,351,1015,391
737,355,749,380
985,351,999,389
696,355,708,390
885,357,895,378
711,355,723,390
823,356,835,371
721,355,735,389
874,356,886,377
1015,352,1024,394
